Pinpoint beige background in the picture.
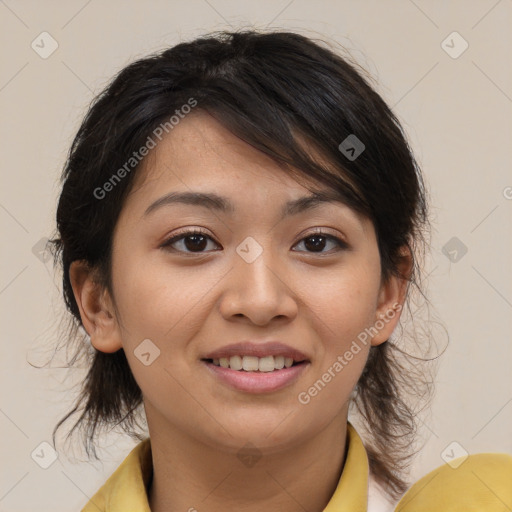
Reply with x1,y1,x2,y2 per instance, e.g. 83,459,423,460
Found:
1,1,511,510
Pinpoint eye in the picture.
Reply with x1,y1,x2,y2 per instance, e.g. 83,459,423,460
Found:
161,229,220,254
161,228,348,255
292,230,347,254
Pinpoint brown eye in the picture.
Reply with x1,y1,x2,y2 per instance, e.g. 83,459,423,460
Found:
162,230,220,253
293,232,347,253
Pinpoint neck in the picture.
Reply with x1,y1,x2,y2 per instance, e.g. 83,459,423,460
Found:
147,411,348,512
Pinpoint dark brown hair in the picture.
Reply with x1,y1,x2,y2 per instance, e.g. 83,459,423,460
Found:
48,29,436,501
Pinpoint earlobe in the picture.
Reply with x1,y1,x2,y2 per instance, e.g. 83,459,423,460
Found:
371,247,412,346
371,299,403,346
69,261,123,353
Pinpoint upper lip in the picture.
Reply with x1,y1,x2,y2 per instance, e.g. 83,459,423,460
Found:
203,342,309,361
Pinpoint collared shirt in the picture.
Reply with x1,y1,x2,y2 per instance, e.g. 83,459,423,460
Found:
81,422,512,511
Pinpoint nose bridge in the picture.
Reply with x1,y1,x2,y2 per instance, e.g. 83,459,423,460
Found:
235,234,282,296
219,234,297,323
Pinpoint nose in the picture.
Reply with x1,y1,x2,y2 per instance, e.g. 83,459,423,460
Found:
218,245,299,326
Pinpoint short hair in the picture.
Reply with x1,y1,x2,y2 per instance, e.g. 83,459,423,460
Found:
49,29,434,501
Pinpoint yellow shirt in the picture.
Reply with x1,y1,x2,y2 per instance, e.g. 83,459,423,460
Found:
81,423,512,511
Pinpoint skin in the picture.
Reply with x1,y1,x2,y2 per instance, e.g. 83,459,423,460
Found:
70,111,410,512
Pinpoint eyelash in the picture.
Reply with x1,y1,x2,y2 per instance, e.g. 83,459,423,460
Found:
160,228,348,255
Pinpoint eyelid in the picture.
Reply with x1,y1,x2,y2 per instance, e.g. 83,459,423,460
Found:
160,226,349,255
291,228,349,253
160,227,218,248
294,227,348,245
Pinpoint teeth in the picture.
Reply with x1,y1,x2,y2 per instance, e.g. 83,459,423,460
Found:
229,355,243,371
209,355,300,371
258,356,275,372
242,356,259,371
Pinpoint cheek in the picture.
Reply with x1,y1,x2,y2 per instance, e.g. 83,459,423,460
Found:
111,248,213,345
296,257,380,406
109,251,211,412
305,258,381,349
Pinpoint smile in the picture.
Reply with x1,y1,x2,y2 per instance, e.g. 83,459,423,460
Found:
202,358,309,393
207,355,300,372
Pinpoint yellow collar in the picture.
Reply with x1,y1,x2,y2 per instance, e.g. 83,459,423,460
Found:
82,422,369,511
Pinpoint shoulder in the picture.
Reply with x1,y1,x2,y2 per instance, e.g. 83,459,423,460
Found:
81,438,152,512
395,452,512,511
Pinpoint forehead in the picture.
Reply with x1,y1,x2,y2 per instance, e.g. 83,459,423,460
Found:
120,110,370,236
130,110,332,202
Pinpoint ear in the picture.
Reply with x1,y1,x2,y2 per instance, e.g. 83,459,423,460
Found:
371,247,413,346
69,260,123,353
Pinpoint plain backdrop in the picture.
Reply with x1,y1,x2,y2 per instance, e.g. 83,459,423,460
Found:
1,1,511,510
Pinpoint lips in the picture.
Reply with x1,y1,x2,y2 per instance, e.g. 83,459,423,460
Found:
202,341,309,362
201,342,310,392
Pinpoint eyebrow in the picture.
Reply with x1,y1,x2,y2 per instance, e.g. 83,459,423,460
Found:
143,190,345,219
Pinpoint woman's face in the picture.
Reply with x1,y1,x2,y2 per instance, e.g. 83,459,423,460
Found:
81,111,403,453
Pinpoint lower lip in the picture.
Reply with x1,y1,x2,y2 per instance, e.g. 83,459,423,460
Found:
203,361,309,393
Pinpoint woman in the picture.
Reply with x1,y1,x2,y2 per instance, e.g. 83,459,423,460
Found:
50,30,511,511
